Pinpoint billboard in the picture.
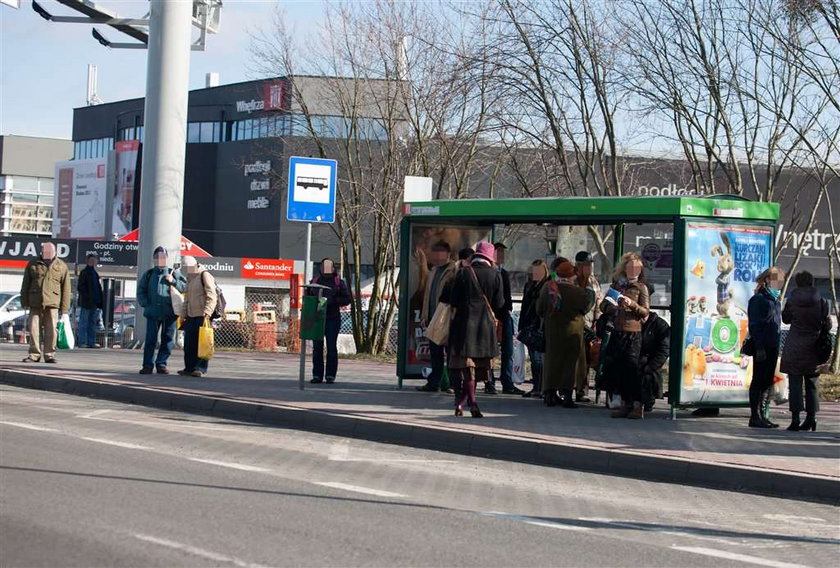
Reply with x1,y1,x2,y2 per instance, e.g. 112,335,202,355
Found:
53,158,108,239
681,223,773,404
112,140,140,237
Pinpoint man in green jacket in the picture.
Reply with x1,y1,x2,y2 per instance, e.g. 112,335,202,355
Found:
21,242,71,363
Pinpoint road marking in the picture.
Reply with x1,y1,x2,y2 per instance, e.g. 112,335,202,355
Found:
482,512,590,532
328,440,454,463
132,533,269,568
671,546,811,567
314,482,406,498
78,409,115,420
0,421,57,432
188,458,272,473
81,437,152,450
676,431,834,446
763,514,828,524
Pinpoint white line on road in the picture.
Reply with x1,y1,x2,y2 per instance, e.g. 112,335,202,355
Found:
0,421,57,432
188,458,272,473
81,437,152,450
132,533,269,568
482,512,590,532
671,546,811,568
314,482,406,498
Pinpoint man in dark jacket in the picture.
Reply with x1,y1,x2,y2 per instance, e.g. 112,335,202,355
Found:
77,253,103,348
640,311,671,412
309,258,352,384
21,242,71,363
137,246,186,374
486,242,525,395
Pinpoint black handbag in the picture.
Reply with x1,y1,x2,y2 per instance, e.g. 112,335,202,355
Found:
741,336,756,357
517,321,546,352
816,299,833,364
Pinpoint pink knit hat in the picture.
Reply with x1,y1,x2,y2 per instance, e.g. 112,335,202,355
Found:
473,241,496,263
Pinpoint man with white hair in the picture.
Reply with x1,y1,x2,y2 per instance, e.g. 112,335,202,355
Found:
20,242,71,363
178,255,217,377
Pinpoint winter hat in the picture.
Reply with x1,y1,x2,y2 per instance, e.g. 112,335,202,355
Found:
555,261,576,279
153,246,168,257
473,242,496,263
574,251,593,264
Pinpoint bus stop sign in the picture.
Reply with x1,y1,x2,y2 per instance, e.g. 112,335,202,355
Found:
286,156,338,223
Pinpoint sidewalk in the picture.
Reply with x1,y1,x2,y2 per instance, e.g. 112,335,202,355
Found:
2,344,838,502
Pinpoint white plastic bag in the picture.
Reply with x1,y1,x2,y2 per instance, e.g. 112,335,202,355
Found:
771,358,789,405
512,339,526,384
57,313,75,350
608,393,623,409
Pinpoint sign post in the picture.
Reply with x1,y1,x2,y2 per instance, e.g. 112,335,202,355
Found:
287,156,338,390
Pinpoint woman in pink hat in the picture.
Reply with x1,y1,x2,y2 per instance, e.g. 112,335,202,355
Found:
446,242,506,418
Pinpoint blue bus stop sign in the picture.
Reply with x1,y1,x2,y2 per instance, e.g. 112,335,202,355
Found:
286,156,338,223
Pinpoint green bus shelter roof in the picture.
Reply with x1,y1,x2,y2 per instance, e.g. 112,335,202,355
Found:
404,196,779,223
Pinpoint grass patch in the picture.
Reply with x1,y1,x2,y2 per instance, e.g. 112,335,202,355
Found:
819,372,840,402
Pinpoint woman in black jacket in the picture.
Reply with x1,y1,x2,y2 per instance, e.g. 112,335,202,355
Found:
518,260,549,398
747,266,784,428
308,258,351,384
781,271,832,431
448,242,505,418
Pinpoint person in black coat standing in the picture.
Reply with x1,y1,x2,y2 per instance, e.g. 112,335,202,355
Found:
640,311,671,412
747,266,784,428
518,260,550,398
309,258,352,384
781,271,832,431
448,242,505,418
76,253,103,348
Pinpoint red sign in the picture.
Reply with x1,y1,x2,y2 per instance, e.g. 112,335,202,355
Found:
0,259,28,269
241,258,294,280
118,229,212,258
264,80,286,110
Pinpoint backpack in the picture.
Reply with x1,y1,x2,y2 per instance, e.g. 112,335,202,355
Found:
201,271,227,319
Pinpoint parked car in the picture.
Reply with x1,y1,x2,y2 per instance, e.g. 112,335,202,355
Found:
0,292,26,327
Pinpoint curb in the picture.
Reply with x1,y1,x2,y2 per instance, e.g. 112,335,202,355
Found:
2,368,837,504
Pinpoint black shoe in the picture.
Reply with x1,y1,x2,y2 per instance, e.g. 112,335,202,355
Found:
799,416,817,432
139,367,154,375
502,386,525,395
177,369,191,376
764,417,779,428
786,420,801,431
22,356,40,363
44,356,57,364
544,392,559,407
643,402,654,412
310,377,324,384
416,384,438,392
156,367,170,375
576,392,591,403
470,407,484,418
749,417,774,428
522,391,534,398
484,383,498,395
325,376,336,384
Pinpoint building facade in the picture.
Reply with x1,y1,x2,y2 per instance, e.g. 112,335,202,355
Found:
0,136,73,237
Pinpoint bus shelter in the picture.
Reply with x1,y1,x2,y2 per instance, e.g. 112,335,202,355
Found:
397,196,780,415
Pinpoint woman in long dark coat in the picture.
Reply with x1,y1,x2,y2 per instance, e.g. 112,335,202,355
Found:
518,260,550,398
781,271,832,431
448,242,505,418
536,261,596,407
747,266,784,429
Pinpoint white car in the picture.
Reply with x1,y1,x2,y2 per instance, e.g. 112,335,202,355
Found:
0,292,26,326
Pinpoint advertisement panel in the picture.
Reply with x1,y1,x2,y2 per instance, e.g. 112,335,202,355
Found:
53,158,108,239
241,258,294,280
0,237,77,270
113,140,140,237
681,223,773,404
78,241,139,267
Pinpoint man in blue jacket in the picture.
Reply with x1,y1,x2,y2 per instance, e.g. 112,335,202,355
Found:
136,246,186,374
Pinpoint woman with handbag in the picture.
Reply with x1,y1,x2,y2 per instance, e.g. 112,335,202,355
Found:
447,242,506,418
518,260,550,398
747,266,785,428
537,261,596,407
780,271,832,431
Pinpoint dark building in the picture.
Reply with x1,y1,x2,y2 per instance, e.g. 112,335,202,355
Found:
71,76,387,260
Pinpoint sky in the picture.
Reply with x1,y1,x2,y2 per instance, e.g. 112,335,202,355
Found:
0,0,314,139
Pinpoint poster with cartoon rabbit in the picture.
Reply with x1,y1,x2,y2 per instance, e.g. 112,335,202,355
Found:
682,223,773,404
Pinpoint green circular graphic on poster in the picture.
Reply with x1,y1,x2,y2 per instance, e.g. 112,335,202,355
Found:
711,318,739,353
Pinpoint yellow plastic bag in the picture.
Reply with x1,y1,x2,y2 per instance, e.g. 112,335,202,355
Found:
198,318,215,360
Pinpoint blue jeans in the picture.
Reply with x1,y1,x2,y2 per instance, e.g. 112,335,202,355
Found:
182,316,209,374
77,307,98,347
143,315,178,370
313,318,341,379
490,315,515,390
529,348,544,393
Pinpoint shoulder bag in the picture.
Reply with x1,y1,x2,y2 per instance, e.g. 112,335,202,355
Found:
468,267,502,343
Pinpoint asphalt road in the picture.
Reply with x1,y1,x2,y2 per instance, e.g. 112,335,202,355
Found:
1,385,838,568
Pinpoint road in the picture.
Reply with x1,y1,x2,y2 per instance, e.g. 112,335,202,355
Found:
1,385,838,567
